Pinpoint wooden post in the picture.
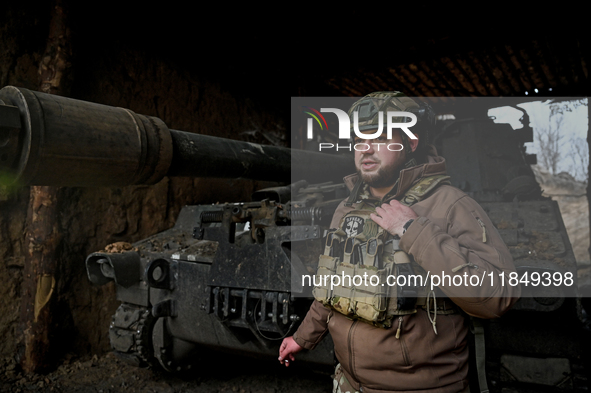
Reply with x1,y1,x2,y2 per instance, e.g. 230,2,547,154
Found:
18,0,72,373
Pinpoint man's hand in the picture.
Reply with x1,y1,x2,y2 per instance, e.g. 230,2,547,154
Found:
278,336,303,367
370,199,418,237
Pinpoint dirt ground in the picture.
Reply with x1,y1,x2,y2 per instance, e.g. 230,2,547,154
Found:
0,351,333,393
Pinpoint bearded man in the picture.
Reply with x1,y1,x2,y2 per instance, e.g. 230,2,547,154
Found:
279,92,520,393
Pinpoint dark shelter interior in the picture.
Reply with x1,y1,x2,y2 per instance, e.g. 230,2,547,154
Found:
0,2,590,392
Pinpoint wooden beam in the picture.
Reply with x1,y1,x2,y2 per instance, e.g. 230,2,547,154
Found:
18,0,72,373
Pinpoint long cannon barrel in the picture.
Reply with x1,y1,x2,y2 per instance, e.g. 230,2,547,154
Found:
0,86,353,187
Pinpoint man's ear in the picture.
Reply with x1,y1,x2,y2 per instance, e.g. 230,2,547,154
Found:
409,136,419,152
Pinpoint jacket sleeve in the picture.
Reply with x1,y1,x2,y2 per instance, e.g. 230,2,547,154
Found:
399,190,521,318
292,300,331,350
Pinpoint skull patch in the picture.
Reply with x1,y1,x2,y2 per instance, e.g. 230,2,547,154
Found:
343,216,364,238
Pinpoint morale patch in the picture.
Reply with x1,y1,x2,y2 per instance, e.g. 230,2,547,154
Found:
343,216,364,237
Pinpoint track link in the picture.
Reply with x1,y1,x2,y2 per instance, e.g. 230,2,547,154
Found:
109,303,157,367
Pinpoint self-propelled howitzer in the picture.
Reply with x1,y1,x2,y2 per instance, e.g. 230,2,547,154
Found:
0,86,347,371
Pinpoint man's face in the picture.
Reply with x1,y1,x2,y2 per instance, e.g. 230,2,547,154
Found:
354,130,413,188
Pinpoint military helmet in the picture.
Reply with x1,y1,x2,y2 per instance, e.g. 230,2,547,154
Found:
347,91,435,144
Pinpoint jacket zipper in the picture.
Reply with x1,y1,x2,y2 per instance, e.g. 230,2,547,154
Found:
396,316,411,366
348,320,359,384
451,262,479,272
476,217,487,242
400,337,411,366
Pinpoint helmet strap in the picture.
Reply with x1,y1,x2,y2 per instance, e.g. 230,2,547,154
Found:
400,134,417,168
345,177,364,207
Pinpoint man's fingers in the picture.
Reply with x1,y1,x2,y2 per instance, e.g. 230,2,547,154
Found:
279,337,299,367
370,213,382,223
381,202,398,213
377,204,396,216
374,206,386,217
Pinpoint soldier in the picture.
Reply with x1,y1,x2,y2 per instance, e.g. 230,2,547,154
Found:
279,92,520,393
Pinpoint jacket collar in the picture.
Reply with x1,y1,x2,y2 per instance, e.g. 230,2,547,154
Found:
343,145,448,202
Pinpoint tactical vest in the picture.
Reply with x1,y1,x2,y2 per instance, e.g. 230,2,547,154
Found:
312,175,451,328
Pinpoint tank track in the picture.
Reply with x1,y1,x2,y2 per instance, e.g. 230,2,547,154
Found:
109,303,157,367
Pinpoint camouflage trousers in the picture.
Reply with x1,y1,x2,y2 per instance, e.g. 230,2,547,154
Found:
331,363,471,393
332,364,359,393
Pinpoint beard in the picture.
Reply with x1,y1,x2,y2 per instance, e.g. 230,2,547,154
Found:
356,160,402,188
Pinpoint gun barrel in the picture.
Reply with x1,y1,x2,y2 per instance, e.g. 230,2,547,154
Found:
0,86,353,187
